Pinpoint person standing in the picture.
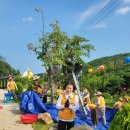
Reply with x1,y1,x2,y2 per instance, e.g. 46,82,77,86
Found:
56,83,79,130
7,75,18,100
95,91,106,125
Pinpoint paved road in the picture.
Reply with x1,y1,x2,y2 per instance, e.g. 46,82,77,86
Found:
0,89,33,130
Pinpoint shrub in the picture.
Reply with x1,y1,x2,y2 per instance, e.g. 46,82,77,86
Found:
15,82,24,95
109,103,130,130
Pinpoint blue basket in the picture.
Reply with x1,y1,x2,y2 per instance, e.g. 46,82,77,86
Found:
4,93,13,103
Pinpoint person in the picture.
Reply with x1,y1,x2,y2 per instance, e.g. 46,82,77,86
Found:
56,83,79,130
124,96,130,103
86,104,98,127
40,85,48,103
82,88,91,105
7,75,18,100
57,86,63,99
32,75,42,95
95,91,106,125
113,98,123,109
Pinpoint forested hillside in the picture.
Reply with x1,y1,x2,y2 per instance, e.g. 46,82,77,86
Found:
79,53,130,97
0,55,16,76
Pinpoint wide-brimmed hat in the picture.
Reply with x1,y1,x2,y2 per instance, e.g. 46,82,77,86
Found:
94,91,103,96
33,75,40,81
118,97,123,102
8,75,13,80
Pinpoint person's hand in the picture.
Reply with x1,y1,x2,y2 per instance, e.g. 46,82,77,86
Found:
65,99,70,107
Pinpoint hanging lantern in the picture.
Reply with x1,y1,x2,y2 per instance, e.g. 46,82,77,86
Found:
98,65,105,71
124,56,130,63
88,68,93,73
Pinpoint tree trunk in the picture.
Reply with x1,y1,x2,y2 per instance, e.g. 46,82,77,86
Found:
48,66,54,103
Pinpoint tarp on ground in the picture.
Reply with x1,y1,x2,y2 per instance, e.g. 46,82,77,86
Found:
19,91,118,130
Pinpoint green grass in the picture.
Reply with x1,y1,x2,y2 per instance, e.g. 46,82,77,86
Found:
32,120,53,130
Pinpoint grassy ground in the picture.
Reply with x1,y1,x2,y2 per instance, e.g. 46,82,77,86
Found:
32,120,53,130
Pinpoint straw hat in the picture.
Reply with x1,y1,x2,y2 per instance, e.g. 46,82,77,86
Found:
33,75,40,81
94,91,103,96
118,97,123,102
8,75,13,80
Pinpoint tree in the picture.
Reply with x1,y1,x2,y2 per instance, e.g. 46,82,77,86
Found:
28,21,94,102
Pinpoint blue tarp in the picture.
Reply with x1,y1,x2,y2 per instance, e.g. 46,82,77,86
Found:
19,91,117,130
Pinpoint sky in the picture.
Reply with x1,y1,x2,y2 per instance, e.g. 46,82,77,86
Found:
0,0,130,74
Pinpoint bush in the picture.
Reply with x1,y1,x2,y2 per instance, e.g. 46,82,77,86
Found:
103,93,117,107
109,103,130,130
15,82,24,95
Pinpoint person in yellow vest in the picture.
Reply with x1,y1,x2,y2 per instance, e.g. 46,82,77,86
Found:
82,88,91,105
95,91,106,125
57,86,63,98
113,98,123,109
32,75,42,95
7,75,18,99
56,83,79,130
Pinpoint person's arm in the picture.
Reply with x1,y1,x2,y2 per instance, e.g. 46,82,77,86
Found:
56,94,65,109
7,82,10,91
113,102,117,108
14,82,18,90
69,95,79,112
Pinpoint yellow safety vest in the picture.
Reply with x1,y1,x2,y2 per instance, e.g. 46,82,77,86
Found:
57,89,63,96
8,81,15,90
96,96,105,108
58,93,75,120
115,101,122,109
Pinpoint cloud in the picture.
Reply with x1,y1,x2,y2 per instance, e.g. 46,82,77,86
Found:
124,0,130,3
22,17,33,22
93,23,107,29
116,7,130,15
77,0,110,25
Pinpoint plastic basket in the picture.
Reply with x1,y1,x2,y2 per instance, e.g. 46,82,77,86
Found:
20,114,38,124
4,93,13,103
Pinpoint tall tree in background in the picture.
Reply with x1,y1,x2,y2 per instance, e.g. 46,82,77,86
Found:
28,21,94,102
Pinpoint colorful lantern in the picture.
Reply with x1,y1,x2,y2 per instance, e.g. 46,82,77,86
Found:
88,68,93,73
98,65,105,71
124,56,130,63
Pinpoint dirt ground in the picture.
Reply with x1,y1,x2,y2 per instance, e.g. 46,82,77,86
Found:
0,89,33,130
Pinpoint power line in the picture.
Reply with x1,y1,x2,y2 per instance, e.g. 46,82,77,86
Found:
79,0,113,33
79,0,122,36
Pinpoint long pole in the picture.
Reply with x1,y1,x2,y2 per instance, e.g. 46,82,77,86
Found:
41,10,44,36
72,72,87,115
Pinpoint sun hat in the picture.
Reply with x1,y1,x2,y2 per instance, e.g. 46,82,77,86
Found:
33,75,40,81
8,75,13,80
94,91,103,96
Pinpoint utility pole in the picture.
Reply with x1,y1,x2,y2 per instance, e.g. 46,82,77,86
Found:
35,8,44,36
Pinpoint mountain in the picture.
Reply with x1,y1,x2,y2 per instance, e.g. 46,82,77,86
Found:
88,53,130,67
0,55,16,76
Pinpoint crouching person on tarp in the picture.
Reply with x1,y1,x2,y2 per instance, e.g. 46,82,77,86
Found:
85,104,98,127
56,83,79,130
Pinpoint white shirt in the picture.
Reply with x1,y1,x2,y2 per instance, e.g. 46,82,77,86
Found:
56,92,79,122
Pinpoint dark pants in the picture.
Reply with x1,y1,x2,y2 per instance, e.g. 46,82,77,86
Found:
58,120,74,130
42,95,47,103
91,108,98,126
